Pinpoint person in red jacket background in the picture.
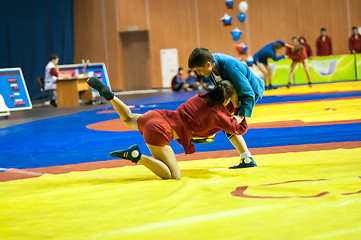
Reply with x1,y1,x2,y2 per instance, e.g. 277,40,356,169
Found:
286,44,312,88
286,36,298,58
349,26,361,54
299,36,313,57
316,28,332,56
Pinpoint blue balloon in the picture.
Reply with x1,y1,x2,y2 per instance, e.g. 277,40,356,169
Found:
221,17,233,24
225,0,234,7
231,30,242,41
238,13,246,23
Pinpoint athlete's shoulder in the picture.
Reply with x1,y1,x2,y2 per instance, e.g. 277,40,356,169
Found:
214,52,238,59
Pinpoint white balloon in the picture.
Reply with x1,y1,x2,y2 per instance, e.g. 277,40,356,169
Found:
239,1,248,13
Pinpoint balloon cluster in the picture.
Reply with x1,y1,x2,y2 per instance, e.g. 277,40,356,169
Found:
221,1,249,54
238,0,248,23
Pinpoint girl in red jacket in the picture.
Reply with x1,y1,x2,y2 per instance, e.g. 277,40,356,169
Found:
286,44,312,88
87,77,252,180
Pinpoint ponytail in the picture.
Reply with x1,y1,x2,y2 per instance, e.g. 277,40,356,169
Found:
198,80,235,107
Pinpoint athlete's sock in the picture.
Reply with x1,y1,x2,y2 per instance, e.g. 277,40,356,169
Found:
240,151,252,163
109,144,141,163
240,151,252,159
87,77,114,100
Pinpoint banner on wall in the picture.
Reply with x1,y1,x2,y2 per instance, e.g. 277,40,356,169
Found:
356,53,361,80
251,54,358,85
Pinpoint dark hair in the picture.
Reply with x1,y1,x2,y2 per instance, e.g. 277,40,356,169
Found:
299,36,306,43
49,54,58,61
178,67,183,72
198,80,235,107
320,28,326,32
273,43,283,50
294,44,303,53
352,26,358,31
188,47,215,69
188,69,193,74
292,36,298,41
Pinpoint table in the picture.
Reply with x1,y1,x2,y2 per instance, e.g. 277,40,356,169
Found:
56,76,93,107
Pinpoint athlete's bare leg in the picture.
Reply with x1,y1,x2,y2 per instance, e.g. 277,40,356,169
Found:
109,96,141,130
256,63,269,87
108,96,180,179
266,65,273,87
302,59,312,86
229,135,248,154
139,144,181,180
287,62,297,88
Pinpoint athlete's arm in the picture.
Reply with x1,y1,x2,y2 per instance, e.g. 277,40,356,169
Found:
228,67,256,118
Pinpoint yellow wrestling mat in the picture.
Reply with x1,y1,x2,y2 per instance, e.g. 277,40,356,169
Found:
1,148,361,239
263,81,361,96
249,98,361,124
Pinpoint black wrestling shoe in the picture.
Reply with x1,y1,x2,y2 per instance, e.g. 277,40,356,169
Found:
87,77,114,100
229,157,257,169
109,144,142,163
269,84,278,89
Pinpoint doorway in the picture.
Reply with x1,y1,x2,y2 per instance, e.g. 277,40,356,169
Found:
120,30,151,90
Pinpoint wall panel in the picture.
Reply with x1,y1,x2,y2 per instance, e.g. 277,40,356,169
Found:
148,0,198,88
117,0,148,31
74,0,125,91
296,0,349,55
349,0,361,31
74,0,106,64
247,0,299,56
197,0,241,56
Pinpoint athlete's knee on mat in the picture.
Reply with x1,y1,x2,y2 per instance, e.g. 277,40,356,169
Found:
171,173,181,180
160,171,180,180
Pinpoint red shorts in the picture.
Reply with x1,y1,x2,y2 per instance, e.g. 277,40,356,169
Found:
137,110,174,147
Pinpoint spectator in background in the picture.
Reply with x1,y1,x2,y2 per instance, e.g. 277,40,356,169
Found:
299,36,313,57
286,44,312,88
171,67,192,92
349,26,361,54
44,54,61,107
185,70,201,90
316,28,332,56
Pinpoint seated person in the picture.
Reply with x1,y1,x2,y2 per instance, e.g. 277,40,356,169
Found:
171,67,192,92
185,70,201,90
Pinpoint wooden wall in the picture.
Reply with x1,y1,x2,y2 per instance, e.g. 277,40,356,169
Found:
74,0,124,90
74,0,361,91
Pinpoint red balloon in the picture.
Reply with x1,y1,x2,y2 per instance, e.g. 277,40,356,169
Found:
235,43,243,53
